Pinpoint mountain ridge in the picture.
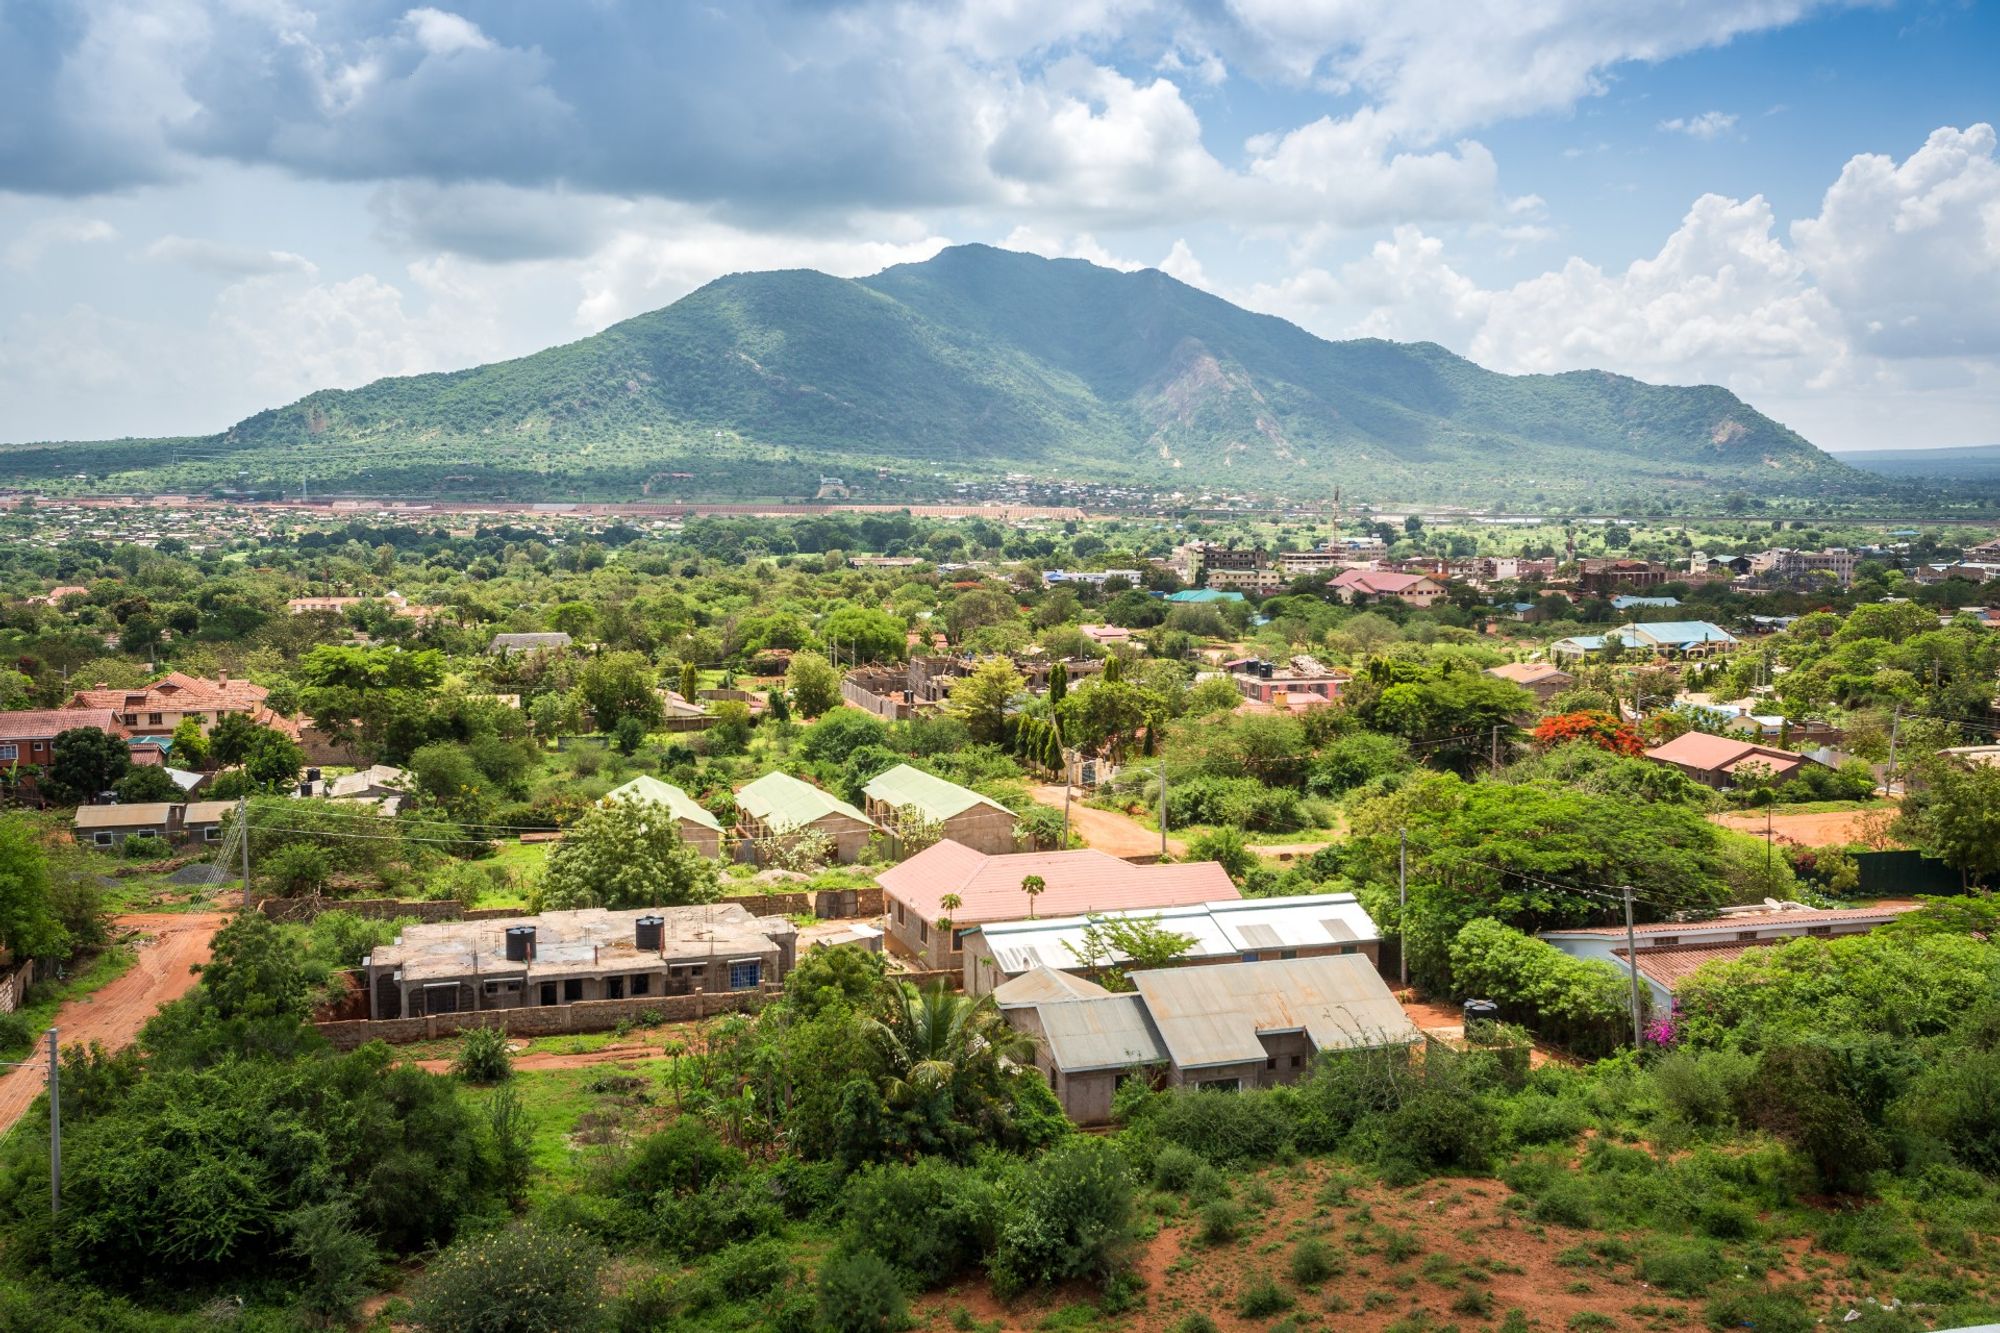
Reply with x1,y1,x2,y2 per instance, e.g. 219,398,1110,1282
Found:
0,243,1858,503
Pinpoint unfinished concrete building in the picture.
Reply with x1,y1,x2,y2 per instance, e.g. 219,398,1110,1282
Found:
361,903,798,1019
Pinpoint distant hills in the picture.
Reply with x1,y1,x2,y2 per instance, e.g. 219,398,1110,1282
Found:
0,244,1861,503
1834,444,2000,482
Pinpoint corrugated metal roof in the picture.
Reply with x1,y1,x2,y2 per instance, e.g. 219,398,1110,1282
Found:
73,803,177,827
607,775,724,832
993,965,1112,1008
862,763,1009,823
974,892,1379,973
1547,904,1917,940
735,772,874,834
1131,956,1419,1070
1036,995,1169,1071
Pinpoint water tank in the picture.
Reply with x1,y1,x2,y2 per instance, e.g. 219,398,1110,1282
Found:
1462,998,1499,1028
1258,661,1275,679
504,925,536,962
305,767,322,783
635,915,664,951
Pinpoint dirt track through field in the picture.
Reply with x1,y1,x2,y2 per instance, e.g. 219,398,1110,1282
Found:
1707,808,1896,847
409,1041,670,1076
1029,785,1186,860
0,911,229,1137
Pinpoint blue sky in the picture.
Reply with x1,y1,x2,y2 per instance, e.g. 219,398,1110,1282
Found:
0,0,1994,453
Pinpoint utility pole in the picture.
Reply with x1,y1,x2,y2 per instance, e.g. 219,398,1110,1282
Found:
1061,755,1073,849
1621,885,1643,1050
238,795,251,894
1397,827,1408,988
1885,705,1902,798
47,1028,58,1216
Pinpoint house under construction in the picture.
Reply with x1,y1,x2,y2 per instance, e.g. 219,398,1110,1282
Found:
360,902,798,1019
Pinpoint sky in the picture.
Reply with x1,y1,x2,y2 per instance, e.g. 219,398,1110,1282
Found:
0,0,1995,454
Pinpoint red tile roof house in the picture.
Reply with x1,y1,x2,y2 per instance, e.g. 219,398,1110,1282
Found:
1540,904,1918,1010
67,671,296,739
0,708,122,802
878,839,1239,972
1327,568,1446,609
1641,730,1821,790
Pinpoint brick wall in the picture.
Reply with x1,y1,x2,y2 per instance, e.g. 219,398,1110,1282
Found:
724,890,814,916
312,985,779,1050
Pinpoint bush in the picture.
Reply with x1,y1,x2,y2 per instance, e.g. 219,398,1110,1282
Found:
1447,919,1635,1057
450,1026,512,1083
0,1012,33,1054
1236,1275,1294,1318
616,1120,746,1201
1172,1317,1220,1333
412,1222,604,1333
1198,1199,1241,1246
654,1176,785,1256
1289,1237,1337,1286
987,1138,1135,1299
258,841,333,896
1636,1238,1728,1297
1150,1087,1296,1164
119,834,171,862
1703,1285,1815,1333
1150,1142,1204,1192
1652,1049,1756,1130
703,1239,796,1300
817,1249,910,1333
841,1158,1003,1288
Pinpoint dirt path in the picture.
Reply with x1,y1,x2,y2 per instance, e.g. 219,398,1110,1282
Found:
0,911,229,1136
1029,784,1186,860
1708,807,1896,847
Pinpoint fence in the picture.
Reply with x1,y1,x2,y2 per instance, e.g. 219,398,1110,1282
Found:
312,986,776,1050
0,960,31,1014
1853,849,1969,898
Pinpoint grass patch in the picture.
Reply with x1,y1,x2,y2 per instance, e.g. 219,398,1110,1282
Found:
0,945,137,1058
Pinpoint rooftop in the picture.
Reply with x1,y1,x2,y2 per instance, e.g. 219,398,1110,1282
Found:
73,803,177,827
606,774,724,832
975,892,1378,976
0,707,121,739
880,839,1236,925
1130,955,1420,1070
366,903,793,983
1642,730,1804,773
862,763,1011,823
1545,903,1917,940
735,771,874,833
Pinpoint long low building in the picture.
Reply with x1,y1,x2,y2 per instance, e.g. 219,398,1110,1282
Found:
736,771,878,864
361,903,798,1019
879,839,1237,969
862,763,1018,855
606,774,725,857
962,891,1382,995
999,955,1421,1124
1539,901,1916,1009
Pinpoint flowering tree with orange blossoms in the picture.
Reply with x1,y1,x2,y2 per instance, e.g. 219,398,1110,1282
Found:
1531,710,1645,757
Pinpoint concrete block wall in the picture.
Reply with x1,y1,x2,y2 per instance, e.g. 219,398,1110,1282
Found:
311,984,780,1050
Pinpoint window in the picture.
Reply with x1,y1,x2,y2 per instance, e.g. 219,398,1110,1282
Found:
1736,931,1760,942
93,832,113,847
539,982,557,1006
31,742,43,753
147,713,162,727
606,977,625,1000
1805,925,1832,937
1338,945,1356,955
204,827,221,842
1280,949,1297,960
563,978,583,1002
919,920,929,944
631,975,650,996
1240,951,1258,963
895,901,906,923
1290,1055,1302,1069
1265,1057,1277,1070
1651,936,1679,947
1198,1078,1241,1092
728,960,762,990
0,745,15,761
952,928,970,949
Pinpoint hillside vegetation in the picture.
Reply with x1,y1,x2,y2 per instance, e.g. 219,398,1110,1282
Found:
0,247,1858,504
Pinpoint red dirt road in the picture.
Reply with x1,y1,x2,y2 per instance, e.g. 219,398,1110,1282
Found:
1029,784,1186,860
0,911,229,1136
1708,807,1897,847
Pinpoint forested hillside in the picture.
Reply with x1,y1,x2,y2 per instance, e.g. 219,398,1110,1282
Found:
0,246,1858,503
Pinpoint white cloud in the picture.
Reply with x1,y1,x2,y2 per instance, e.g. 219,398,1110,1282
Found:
1659,111,1738,139
143,234,316,276
1157,238,1210,289
4,216,117,268
999,227,1144,270
401,8,495,57
1240,126,2000,450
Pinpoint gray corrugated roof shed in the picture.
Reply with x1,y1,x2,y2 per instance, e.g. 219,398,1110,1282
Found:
1131,956,1419,1070
1037,995,1168,1072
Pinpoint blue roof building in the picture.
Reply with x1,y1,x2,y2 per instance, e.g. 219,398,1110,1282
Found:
1166,589,1246,604
1549,620,1738,661
1611,594,1681,610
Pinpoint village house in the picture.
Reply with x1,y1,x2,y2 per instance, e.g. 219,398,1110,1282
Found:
1641,730,1817,789
1540,903,1917,1010
1481,662,1574,703
67,670,292,737
861,764,1019,856
1326,568,1446,609
963,891,1384,996
735,771,878,865
879,839,1236,970
1229,657,1350,709
360,903,798,1019
0,708,123,799
1577,559,1674,595
604,774,725,858
998,955,1421,1124
487,631,573,655
180,799,237,845
73,802,180,849
1548,620,1738,662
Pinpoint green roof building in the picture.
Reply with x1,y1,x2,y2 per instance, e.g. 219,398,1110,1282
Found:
862,763,1019,855
735,772,878,865
605,774,724,858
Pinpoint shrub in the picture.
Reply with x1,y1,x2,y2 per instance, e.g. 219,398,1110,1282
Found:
1150,1087,1296,1164
1288,1238,1337,1286
119,833,172,862
1652,1049,1756,1130
0,1012,33,1053
817,1249,910,1333
1172,1317,1220,1333
1150,1142,1204,1192
1636,1238,1728,1297
1236,1276,1294,1318
411,1222,604,1333
1447,919,1634,1057
654,1176,785,1256
987,1138,1135,1299
1703,1285,1815,1333
616,1119,745,1200
1451,1287,1495,1318
841,1158,1003,1288
1198,1199,1241,1246
450,1026,512,1083
704,1239,796,1300
283,1200,379,1324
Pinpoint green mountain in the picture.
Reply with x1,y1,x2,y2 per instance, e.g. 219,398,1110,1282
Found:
0,244,1858,502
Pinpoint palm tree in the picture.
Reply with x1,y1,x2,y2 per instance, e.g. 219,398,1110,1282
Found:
937,891,963,938
866,980,1035,1105
1021,874,1045,919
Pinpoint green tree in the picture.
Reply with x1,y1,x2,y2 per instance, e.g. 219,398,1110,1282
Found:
1899,759,2000,888
821,605,907,664
168,717,211,770
1185,827,1254,881
413,1222,605,1333
576,650,664,731
1021,873,1045,918
538,798,722,911
943,659,1025,744
47,727,130,804
0,820,66,959
208,711,263,766
786,650,843,718
258,842,332,899
241,728,305,789
1047,660,1069,706
198,910,310,1020
114,765,182,804
865,980,1035,1106
297,645,447,759
1063,913,1196,990
706,700,754,755
679,659,702,704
